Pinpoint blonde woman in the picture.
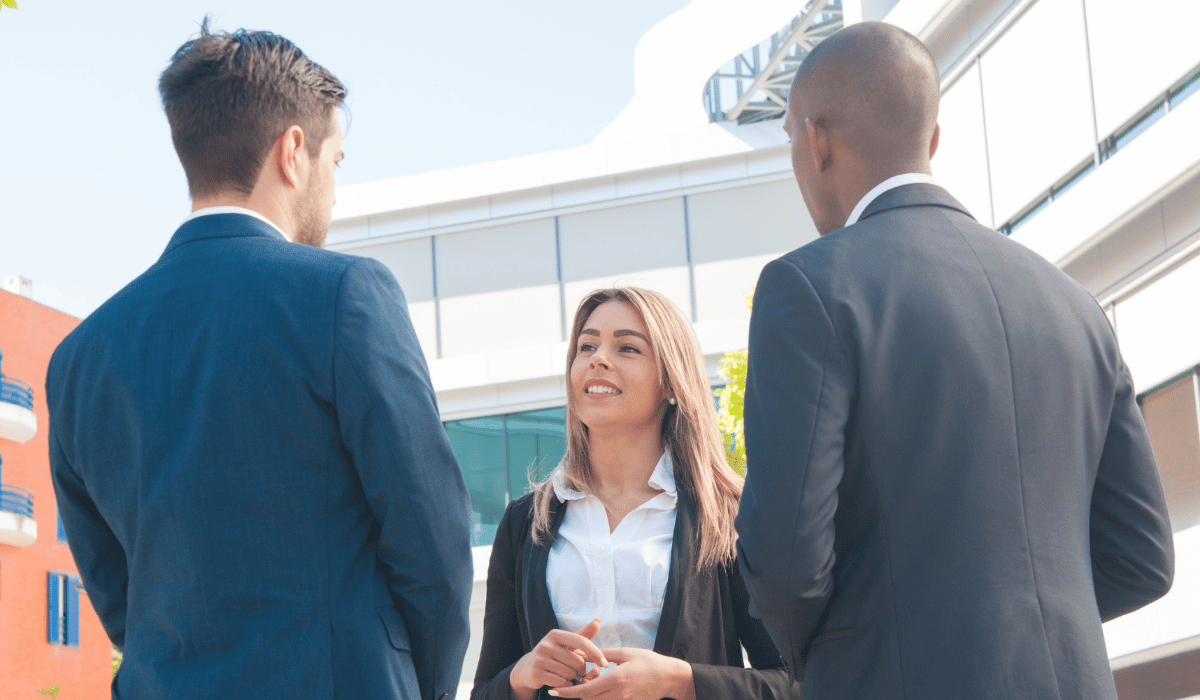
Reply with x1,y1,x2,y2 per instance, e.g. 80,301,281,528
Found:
472,288,799,700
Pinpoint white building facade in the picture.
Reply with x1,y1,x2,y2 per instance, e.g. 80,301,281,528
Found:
329,0,1200,695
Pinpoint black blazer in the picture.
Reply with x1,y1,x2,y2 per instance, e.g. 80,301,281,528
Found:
736,185,1175,700
473,488,801,700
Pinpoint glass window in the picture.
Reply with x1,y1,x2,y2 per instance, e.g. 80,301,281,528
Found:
1085,0,1200,137
933,63,994,227
47,572,80,647
980,0,1096,224
445,407,569,547
445,415,507,548
505,407,568,498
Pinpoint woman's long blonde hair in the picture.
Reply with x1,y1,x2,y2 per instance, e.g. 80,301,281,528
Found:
530,287,743,570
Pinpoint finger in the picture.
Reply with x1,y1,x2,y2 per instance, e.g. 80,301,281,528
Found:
600,647,631,665
548,669,620,698
549,630,608,667
540,653,585,681
575,618,601,640
533,657,580,688
538,635,589,675
540,646,587,677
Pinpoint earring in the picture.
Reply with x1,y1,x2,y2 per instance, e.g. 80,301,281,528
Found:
668,398,676,405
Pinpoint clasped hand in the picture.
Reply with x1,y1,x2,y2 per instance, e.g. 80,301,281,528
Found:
509,619,695,700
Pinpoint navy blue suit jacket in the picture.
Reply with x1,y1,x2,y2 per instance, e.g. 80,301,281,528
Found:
736,186,1174,699
47,214,473,700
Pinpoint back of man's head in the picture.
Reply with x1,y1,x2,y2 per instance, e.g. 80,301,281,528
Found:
159,19,346,200
794,21,940,173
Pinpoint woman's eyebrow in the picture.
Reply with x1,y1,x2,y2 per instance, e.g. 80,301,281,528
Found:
614,329,648,342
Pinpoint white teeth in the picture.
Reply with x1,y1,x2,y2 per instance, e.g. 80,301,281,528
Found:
586,385,621,394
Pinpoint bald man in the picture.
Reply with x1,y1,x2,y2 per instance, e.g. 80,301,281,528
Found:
734,22,1174,699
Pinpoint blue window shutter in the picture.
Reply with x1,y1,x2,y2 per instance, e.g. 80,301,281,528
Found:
47,572,61,644
66,576,80,647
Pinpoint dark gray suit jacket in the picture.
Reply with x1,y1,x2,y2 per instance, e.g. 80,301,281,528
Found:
735,185,1175,699
48,214,473,700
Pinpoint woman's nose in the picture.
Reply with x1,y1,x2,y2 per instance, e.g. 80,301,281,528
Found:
589,347,611,369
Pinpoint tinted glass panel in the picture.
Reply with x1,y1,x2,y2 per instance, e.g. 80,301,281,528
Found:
445,416,507,547
505,407,567,498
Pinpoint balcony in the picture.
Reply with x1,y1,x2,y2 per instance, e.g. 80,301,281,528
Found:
0,355,37,443
0,483,36,547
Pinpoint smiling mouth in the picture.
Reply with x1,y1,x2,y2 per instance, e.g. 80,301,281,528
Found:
585,385,622,395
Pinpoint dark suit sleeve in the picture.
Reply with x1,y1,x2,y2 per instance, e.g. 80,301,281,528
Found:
735,257,853,676
472,500,529,700
48,411,130,649
689,563,802,699
1090,356,1174,621
333,257,473,700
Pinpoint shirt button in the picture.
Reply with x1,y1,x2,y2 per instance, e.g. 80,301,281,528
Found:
598,575,609,585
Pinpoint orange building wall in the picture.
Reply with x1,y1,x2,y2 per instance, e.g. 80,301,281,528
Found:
0,289,110,699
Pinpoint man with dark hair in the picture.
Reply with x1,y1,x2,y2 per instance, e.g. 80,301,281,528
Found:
47,22,472,700
736,21,1174,699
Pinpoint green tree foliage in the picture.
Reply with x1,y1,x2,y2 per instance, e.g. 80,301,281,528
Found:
36,686,60,699
113,648,123,675
716,350,747,475
716,288,754,475
0,0,18,10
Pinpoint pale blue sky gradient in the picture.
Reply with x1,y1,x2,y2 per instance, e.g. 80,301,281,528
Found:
0,0,689,318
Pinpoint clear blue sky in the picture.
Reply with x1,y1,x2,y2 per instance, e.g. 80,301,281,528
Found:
0,0,689,318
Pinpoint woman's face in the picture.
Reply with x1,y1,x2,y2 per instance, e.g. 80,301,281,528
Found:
570,300,669,433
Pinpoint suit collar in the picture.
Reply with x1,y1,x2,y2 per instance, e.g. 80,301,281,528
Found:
161,212,289,258
856,183,975,224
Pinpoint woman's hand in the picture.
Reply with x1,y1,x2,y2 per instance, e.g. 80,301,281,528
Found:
509,619,608,700
547,647,695,700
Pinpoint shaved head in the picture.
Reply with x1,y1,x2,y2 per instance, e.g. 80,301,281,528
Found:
784,22,942,234
794,21,940,167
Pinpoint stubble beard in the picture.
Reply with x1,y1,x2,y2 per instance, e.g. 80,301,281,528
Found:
292,175,330,249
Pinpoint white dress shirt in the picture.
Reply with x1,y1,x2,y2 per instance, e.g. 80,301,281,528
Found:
185,205,292,242
844,172,942,228
546,452,677,654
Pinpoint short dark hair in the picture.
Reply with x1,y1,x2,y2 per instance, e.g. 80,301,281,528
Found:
159,18,347,198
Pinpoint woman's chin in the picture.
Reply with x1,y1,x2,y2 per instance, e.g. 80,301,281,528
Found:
578,409,657,435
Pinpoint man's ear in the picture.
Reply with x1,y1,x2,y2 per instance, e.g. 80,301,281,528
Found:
929,122,941,161
277,125,306,189
806,117,831,173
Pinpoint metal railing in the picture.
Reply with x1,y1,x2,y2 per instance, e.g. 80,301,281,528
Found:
0,484,33,518
702,0,843,124
0,375,33,410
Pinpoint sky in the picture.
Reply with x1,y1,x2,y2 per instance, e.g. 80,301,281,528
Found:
0,0,690,319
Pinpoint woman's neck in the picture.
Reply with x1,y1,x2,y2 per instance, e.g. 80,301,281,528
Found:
587,425,665,496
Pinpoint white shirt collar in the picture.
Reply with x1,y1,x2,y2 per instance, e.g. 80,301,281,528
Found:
844,173,941,228
184,206,292,242
552,451,677,504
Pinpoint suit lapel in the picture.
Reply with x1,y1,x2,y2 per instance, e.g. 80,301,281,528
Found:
653,488,695,656
523,497,566,644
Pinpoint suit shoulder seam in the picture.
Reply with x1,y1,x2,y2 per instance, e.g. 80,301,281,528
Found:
771,256,854,371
